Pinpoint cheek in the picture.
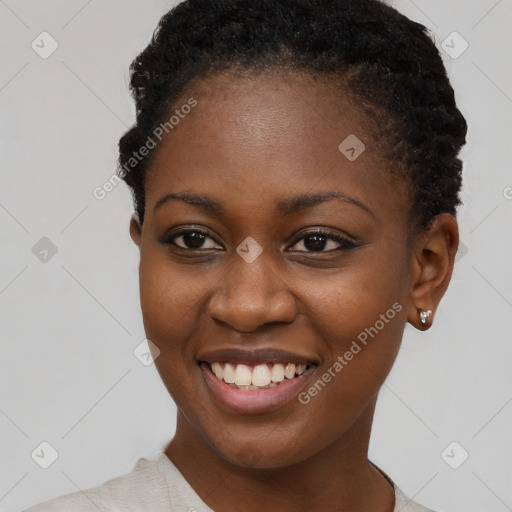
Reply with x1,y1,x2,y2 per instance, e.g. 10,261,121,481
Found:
303,249,407,343
137,251,211,406
139,246,206,323
138,250,203,360
294,255,408,422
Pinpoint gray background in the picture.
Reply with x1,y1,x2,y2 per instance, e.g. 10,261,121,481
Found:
1,1,511,511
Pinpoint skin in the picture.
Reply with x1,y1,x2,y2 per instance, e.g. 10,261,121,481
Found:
129,70,458,511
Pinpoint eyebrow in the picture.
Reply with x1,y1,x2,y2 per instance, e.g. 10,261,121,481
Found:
153,191,374,218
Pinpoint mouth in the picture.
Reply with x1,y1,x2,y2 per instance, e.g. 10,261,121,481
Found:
197,349,318,414
207,361,313,390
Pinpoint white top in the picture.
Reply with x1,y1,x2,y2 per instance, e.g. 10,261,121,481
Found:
25,453,437,511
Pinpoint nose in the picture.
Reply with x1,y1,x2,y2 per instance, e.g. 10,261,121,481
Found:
207,256,297,333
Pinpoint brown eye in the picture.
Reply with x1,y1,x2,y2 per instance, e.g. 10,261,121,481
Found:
164,229,222,250
288,230,358,253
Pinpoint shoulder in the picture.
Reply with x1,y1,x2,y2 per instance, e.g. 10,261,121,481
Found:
24,454,172,512
394,483,440,512
371,462,440,512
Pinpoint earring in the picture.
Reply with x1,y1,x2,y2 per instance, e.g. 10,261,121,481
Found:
419,309,433,328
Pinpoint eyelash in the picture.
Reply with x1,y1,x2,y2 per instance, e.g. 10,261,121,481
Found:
162,227,358,253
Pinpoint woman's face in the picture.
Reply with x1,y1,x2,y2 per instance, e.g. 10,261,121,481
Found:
131,71,415,468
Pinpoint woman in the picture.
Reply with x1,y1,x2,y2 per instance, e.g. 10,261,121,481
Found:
26,0,467,510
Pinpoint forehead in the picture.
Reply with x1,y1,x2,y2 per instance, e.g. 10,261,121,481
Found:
145,70,408,223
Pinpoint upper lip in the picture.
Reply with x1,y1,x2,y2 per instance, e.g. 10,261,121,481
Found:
197,348,319,366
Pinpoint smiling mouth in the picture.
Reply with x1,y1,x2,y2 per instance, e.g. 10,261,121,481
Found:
205,362,315,390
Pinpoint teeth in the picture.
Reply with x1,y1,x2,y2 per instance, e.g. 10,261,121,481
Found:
210,362,310,389
270,363,285,382
223,363,236,384
234,364,252,386
232,383,278,390
284,363,296,379
295,364,307,376
252,364,271,387
211,362,223,379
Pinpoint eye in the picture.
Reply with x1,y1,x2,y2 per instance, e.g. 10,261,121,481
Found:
163,228,223,250
288,229,358,253
160,227,358,253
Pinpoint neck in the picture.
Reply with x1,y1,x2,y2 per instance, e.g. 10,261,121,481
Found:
165,398,395,512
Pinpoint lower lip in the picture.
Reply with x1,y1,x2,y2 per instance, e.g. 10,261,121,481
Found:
200,363,315,414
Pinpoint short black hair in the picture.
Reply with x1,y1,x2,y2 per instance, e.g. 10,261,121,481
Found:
118,0,467,231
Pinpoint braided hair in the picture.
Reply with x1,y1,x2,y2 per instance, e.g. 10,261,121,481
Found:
118,0,467,231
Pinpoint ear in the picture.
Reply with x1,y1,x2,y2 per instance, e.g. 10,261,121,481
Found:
129,213,142,247
406,213,459,331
